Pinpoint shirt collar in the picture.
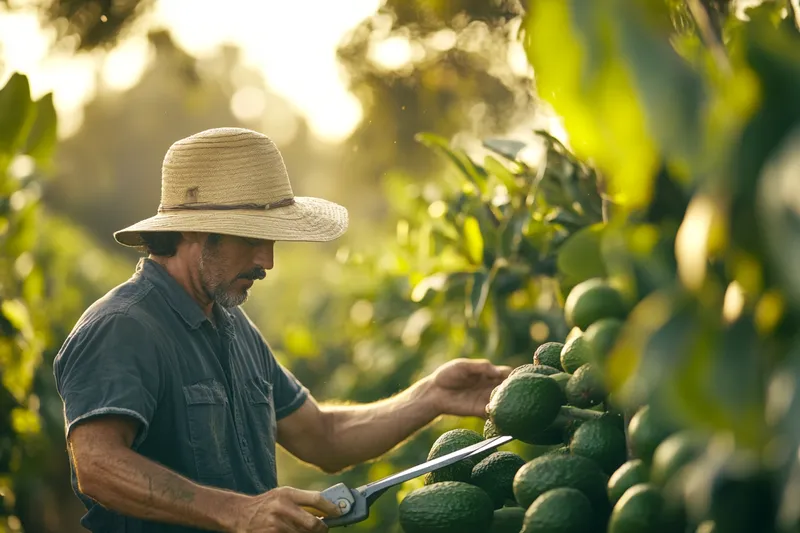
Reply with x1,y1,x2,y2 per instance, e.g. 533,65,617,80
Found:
136,257,235,333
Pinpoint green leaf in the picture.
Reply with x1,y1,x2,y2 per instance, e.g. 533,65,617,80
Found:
415,132,488,192
612,0,706,165
0,73,35,164
0,299,33,341
467,269,493,325
757,125,800,306
556,222,608,283
484,155,520,194
523,0,661,209
498,209,531,259
463,215,485,265
23,92,58,168
482,138,527,161
10,407,40,435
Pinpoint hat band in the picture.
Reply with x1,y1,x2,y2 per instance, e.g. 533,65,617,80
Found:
157,197,296,213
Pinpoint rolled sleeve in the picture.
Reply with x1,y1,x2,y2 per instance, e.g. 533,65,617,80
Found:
271,363,309,420
53,313,161,448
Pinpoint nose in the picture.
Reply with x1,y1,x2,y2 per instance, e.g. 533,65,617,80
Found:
254,240,275,270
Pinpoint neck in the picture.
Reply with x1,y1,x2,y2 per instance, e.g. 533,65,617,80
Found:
149,255,214,317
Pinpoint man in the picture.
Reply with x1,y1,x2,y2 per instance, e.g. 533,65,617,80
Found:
53,127,512,533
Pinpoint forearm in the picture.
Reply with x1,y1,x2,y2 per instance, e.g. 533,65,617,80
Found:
75,446,247,532
321,378,441,470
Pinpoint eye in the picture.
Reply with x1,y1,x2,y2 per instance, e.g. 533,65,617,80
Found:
242,237,261,246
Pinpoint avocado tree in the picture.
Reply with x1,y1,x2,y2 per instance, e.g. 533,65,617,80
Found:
273,1,800,531
0,72,131,532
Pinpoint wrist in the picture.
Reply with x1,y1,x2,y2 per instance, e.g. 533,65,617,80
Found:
410,376,443,420
213,491,254,533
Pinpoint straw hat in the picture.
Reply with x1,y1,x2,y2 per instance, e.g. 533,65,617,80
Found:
114,127,348,247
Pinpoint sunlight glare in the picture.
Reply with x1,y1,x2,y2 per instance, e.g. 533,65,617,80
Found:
368,35,414,70
427,29,457,52
101,35,153,92
230,86,267,123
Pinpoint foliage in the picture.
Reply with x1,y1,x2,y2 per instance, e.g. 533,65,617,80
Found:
0,71,131,532
273,1,800,532
0,0,154,51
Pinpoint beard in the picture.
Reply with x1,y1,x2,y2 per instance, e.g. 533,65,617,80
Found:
198,241,265,309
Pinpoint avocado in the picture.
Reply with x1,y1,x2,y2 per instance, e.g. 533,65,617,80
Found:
608,459,649,504
608,483,664,533
560,335,594,374
565,363,607,408
423,429,485,485
650,431,706,486
487,373,566,444
583,317,623,362
521,487,594,533
569,418,627,476
490,507,526,533
512,453,609,514
470,452,527,509
627,405,675,464
534,342,564,370
508,363,561,378
398,481,494,533
564,278,628,330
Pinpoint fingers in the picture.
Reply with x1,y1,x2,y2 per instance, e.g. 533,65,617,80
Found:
466,359,513,379
284,487,342,518
496,365,513,378
284,506,328,533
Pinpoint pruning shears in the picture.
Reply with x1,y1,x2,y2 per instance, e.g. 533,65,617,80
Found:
319,434,514,528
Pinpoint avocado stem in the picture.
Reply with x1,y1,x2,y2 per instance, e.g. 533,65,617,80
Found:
555,405,604,423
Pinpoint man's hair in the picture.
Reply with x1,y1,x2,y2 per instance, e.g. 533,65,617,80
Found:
139,231,183,257
138,231,224,257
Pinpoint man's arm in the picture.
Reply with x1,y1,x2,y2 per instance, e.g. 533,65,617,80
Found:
70,415,341,533
277,358,509,474
69,415,244,531
277,378,439,474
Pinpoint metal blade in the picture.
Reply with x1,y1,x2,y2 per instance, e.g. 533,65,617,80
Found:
359,435,514,497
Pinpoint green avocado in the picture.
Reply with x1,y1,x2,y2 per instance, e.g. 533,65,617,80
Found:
487,373,566,444
470,451,527,509
423,429,485,485
399,481,494,533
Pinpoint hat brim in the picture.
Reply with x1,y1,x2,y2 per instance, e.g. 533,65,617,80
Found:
113,196,348,247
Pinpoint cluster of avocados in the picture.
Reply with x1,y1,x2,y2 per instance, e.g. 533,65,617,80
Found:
397,278,747,533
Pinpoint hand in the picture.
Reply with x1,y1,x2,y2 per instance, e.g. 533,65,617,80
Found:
427,358,512,419
229,486,342,533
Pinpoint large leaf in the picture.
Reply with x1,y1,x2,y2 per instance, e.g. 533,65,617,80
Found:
22,92,58,168
0,73,35,166
523,0,660,209
415,132,488,193
757,125,800,305
612,0,706,164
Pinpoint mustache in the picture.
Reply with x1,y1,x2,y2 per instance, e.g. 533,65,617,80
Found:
238,268,267,281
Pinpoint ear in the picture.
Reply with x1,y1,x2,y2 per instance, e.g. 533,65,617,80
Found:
181,232,205,245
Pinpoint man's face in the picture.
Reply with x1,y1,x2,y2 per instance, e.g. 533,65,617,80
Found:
197,234,275,308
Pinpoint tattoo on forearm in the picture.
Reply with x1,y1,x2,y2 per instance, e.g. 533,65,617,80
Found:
159,479,195,503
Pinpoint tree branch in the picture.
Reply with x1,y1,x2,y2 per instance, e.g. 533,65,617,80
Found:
686,0,732,75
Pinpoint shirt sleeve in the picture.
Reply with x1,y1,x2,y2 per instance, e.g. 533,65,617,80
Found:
53,312,161,448
268,354,309,420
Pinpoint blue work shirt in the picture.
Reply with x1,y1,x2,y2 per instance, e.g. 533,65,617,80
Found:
53,258,309,532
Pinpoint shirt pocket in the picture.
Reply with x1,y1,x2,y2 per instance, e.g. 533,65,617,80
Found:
183,379,235,488
243,377,278,489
